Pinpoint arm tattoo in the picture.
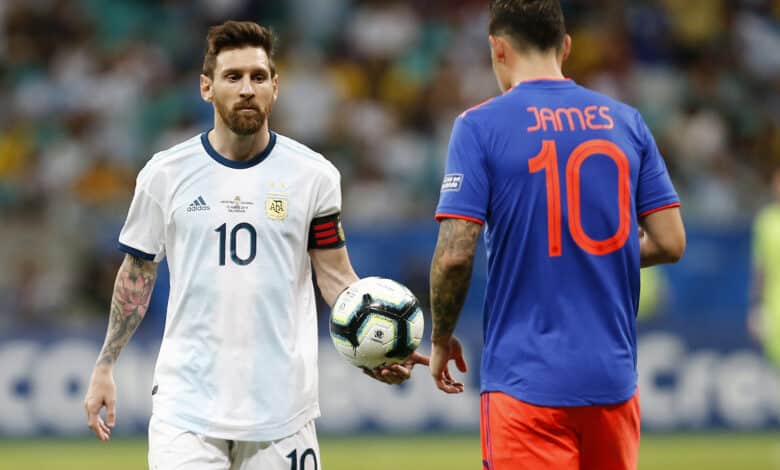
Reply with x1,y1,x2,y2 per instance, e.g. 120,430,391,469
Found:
429,219,481,341
96,254,158,366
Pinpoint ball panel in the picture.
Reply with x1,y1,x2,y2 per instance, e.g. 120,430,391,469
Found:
329,277,425,370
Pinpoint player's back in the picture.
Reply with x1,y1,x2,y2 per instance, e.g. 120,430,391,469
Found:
436,79,679,406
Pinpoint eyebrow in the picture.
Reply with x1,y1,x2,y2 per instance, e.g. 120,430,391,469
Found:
221,67,270,76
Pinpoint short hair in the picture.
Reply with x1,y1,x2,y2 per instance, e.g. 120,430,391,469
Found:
489,0,566,52
202,21,276,78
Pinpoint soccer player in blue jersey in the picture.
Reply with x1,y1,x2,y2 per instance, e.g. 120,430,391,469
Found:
428,1,686,469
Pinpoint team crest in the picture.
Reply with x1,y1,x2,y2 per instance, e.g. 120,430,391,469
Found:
265,198,288,220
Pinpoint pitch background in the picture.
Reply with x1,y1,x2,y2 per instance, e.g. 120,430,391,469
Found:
2,434,780,470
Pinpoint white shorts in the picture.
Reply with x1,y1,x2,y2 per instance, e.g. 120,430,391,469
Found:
148,415,321,470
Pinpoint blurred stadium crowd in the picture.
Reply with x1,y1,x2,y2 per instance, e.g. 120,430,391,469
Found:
1,0,779,327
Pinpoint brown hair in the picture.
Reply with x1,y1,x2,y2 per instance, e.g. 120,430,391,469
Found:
489,0,565,52
202,21,276,78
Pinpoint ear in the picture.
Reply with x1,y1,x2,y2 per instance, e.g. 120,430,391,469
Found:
200,74,213,102
489,35,506,64
560,34,572,63
272,74,279,102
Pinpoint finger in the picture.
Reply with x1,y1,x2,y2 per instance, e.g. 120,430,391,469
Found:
86,402,102,437
98,418,112,441
106,400,116,427
91,416,108,441
379,369,405,384
409,352,430,367
389,364,411,379
364,367,394,384
434,376,464,394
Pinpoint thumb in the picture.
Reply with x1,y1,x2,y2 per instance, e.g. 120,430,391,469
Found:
410,352,430,367
454,352,468,373
106,400,117,427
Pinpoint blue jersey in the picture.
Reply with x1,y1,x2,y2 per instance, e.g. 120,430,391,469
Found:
436,79,680,406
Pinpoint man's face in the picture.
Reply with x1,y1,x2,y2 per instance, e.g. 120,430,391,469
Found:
201,47,278,135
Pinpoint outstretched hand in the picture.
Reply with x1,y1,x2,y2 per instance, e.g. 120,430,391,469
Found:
362,352,430,385
430,336,468,394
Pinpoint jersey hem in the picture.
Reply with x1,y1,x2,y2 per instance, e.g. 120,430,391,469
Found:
434,212,485,225
117,242,156,261
639,202,681,218
481,382,637,407
152,402,321,442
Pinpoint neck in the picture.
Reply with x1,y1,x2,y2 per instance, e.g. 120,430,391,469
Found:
506,51,565,89
209,118,270,162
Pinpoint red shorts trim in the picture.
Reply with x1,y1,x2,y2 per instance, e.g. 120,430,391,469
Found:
480,391,640,470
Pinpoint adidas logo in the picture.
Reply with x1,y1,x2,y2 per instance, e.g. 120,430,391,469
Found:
187,196,210,212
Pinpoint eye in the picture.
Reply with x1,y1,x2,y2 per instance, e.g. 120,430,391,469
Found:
253,74,267,83
225,74,240,82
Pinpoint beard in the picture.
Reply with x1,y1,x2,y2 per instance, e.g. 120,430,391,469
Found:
215,98,271,136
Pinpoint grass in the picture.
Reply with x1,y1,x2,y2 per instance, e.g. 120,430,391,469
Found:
0,433,779,469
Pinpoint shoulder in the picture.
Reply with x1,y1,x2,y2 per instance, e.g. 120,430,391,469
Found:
138,134,203,179
273,132,340,180
135,133,203,193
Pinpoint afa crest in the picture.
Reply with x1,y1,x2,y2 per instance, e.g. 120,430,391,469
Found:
265,198,288,220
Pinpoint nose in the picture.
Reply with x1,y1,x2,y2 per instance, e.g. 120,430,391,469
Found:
239,77,254,98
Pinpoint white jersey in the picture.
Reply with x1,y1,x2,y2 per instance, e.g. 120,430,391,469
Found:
118,131,341,441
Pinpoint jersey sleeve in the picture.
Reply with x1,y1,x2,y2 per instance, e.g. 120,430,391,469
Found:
118,167,166,262
635,114,681,217
435,116,489,224
313,164,341,218
308,164,346,250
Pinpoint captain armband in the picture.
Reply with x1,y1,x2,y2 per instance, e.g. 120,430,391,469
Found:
308,212,346,249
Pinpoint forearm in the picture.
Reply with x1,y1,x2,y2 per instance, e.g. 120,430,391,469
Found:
639,235,667,268
96,254,158,367
430,256,473,343
639,209,685,267
318,266,359,307
429,219,481,343
311,247,359,307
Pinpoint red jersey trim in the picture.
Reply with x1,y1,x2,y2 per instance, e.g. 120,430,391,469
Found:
639,202,681,218
459,97,496,118
435,213,485,225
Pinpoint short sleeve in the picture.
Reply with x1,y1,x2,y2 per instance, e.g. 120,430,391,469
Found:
118,171,166,262
313,164,342,218
635,115,680,217
435,117,489,224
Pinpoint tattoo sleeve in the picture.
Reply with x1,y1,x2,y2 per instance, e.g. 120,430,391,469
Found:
96,254,158,367
429,218,482,342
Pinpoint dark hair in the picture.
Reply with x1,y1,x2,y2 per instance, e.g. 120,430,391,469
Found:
202,21,276,78
489,0,566,52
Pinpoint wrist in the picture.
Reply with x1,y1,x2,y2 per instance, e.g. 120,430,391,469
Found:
432,335,452,346
94,360,114,373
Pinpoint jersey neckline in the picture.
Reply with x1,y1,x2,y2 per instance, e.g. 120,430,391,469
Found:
512,78,576,90
200,130,277,169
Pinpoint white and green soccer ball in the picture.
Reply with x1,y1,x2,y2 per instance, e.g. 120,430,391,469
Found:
329,277,424,369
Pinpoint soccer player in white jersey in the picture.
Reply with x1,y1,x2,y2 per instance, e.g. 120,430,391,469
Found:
83,21,427,469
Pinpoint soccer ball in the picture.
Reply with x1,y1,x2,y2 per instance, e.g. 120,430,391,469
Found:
329,277,424,369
